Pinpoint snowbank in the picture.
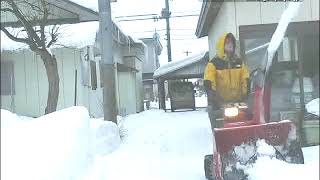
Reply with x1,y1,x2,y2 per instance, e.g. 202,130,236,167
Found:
1,109,30,128
90,118,121,156
306,98,319,116
93,109,319,180
1,107,92,180
1,107,120,180
99,109,213,180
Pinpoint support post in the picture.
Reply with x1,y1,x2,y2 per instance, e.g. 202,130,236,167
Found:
74,70,77,106
297,38,305,145
158,79,166,110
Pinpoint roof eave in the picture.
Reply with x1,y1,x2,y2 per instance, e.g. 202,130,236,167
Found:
195,1,209,38
195,2,223,38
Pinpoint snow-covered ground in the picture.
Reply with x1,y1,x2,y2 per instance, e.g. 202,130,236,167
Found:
1,107,120,180
1,105,319,180
149,95,208,110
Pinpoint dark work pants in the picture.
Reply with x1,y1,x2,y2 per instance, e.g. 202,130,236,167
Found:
207,105,223,130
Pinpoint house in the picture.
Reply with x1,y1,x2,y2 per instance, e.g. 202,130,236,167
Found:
1,0,146,118
153,51,209,110
195,0,319,145
196,0,319,74
140,33,163,102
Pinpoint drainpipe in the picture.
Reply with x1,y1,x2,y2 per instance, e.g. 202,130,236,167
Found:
297,38,305,146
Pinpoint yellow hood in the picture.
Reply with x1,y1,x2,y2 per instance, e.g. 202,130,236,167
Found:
215,33,236,60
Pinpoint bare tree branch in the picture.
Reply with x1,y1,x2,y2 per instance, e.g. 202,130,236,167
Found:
22,1,43,12
0,8,14,13
6,0,42,47
46,25,59,48
1,0,61,114
40,0,49,48
1,26,31,44
1,0,61,50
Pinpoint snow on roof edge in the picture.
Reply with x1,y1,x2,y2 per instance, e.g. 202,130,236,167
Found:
153,51,208,79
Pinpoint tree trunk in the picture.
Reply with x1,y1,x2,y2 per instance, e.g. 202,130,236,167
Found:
41,51,59,114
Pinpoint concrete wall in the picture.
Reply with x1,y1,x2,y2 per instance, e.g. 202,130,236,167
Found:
207,0,319,59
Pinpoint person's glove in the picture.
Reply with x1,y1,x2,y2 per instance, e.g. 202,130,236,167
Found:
204,80,223,109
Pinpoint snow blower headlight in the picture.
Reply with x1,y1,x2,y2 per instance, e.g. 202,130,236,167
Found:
224,107,239,117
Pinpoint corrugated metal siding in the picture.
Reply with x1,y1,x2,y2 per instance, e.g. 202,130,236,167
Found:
118,71,137,116
0,48,88,117
135,59,144,112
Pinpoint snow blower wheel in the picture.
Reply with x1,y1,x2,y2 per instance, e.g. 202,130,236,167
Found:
204,154,215,180
278,140,304,164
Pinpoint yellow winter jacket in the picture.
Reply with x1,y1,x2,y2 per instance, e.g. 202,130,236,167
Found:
204,33,249,102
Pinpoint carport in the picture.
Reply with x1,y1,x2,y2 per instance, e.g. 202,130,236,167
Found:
153,51,209,111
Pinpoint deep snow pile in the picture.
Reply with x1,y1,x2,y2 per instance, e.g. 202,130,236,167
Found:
95,109,213,180
1,106,319,180
87,108,319,180
1,107,120,180
1,107,91,180
90,117,121,157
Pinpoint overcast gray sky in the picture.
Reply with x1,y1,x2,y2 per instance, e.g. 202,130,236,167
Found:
110,0,208,66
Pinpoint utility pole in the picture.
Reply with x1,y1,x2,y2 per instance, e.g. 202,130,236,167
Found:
98,0,117,123
162,0,172,62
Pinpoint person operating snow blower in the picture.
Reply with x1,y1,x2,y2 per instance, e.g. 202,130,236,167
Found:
204,32,249,130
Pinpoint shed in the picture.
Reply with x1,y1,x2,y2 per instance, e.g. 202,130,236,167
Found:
154,51,209,110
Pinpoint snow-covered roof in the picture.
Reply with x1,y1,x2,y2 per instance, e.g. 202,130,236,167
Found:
153,51,208,79
69,0,98,12
0,0,136,51
1,21,99,51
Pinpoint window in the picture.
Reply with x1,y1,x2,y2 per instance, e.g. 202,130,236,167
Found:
81,53,90,86
90,60,97,90
99,61,104,88
1,61,15,95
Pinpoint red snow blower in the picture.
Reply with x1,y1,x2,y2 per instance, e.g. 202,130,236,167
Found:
203,53,304,180
204,37,305,180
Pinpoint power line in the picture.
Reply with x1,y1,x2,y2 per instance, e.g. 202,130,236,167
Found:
116,14,199,22
114,11,199,19
115,13,158,18
117,17,159,22
165,38,198,40
170,14,199,18
130,28,196,33
171,10,200,14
